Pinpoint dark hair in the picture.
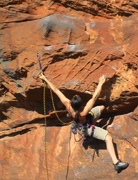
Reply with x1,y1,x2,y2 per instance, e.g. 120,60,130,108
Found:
71,95,82,123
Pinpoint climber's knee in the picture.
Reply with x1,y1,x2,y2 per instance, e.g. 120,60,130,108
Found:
99,105,105,114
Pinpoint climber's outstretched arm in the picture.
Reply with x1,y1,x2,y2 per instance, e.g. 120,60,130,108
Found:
81,75,106,117
39,73,70,107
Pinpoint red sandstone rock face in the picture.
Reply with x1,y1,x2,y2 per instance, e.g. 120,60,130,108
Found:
0,0,138,179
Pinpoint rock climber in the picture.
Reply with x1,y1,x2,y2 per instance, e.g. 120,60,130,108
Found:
39,73,129,172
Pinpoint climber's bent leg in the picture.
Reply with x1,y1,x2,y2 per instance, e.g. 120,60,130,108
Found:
86,126,118,164
79,123,129,172
84,126,117,164
98,105,105,114
89,105,105,124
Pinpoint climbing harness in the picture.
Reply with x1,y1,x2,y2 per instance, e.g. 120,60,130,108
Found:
71,113,95,146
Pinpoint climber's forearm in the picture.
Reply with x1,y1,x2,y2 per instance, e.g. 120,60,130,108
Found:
39,73,70,106
46,78,70,106
43,77,58,93
82,83,103,116
81,75,106,116
93,75,106,100
92,83,103,101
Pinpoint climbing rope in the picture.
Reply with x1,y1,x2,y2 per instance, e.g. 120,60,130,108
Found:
74,133,83,142
37,53,49,179
37,52,72,180
43,82,49,180
42,84,73,180
43,86,72,180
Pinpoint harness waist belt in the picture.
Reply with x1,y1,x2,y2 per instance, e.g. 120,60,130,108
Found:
91,125,95,136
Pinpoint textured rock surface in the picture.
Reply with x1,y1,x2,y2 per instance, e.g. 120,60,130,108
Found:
0,0,138,179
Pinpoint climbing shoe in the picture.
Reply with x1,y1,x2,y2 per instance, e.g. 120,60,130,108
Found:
114,161,129,173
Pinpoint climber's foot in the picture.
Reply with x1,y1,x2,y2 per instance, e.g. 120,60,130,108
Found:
114,161,129,173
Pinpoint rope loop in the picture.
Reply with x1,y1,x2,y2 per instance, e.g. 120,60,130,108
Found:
50,88,72,125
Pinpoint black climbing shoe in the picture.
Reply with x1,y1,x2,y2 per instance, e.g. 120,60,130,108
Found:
114,161,129,173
